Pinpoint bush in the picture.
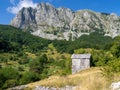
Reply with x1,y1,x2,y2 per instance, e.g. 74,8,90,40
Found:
0,67,19,80
29,54,48,73
3,79,17,89
18,58,29,64
20,72,39,84
0,67,19,89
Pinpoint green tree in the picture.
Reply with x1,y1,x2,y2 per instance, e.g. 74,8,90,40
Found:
29,54,48,73
29,59,43,73
111,43,120,58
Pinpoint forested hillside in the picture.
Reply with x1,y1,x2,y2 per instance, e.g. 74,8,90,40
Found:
0,25,120,89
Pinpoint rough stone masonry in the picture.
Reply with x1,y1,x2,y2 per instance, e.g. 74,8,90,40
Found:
71,54,91,74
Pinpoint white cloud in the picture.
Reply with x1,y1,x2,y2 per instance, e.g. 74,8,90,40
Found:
10,0,15,5
7,0,37,14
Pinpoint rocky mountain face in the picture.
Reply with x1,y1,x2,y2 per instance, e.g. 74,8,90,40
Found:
11,2,120,40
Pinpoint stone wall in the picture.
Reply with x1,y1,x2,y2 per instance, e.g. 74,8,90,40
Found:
72,58,90,74
71,54,91,74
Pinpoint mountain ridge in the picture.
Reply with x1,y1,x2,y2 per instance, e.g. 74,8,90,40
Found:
11,2,120,40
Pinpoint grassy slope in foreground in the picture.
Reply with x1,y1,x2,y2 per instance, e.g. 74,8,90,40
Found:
27,67,111,90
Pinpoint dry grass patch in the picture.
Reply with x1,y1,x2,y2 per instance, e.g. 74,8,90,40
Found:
27,67,111,90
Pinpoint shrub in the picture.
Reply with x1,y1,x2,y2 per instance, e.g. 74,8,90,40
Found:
0,67,19,89
3,79,17,89
20,72,40,84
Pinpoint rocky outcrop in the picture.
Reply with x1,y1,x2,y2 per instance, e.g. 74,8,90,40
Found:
110,81,120,90
34,85,77,90
11,2,120,40
8,85,77,90
7,85,27,90
11,7,37,31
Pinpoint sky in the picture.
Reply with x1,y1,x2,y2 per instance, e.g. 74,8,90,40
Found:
0,0,120,25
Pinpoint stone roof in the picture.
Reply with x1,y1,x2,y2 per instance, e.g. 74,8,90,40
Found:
71,54,91,59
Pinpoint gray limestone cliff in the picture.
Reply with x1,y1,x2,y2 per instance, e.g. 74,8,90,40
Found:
11,2,120,40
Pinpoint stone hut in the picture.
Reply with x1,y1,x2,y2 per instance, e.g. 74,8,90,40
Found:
71,54,91,74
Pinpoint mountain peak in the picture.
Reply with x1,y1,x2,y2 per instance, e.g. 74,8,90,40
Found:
11,3,120,40
37,2,54,8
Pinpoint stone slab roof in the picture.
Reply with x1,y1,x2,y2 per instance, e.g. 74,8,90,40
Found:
71,54,91,59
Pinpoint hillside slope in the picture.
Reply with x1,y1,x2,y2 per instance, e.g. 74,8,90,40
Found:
1,25,120,89
26,67,110,90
